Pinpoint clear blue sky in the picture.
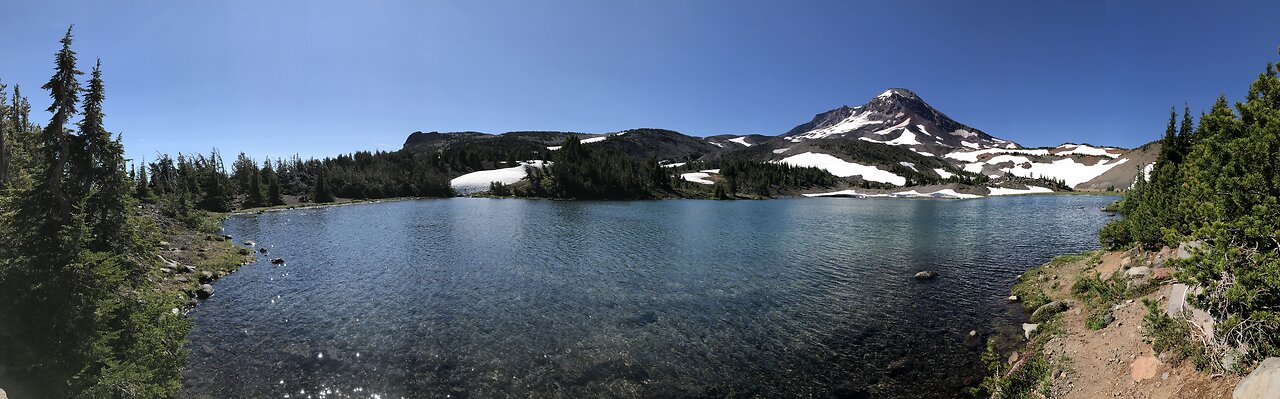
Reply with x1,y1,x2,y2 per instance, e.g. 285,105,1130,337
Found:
1,1,1278,162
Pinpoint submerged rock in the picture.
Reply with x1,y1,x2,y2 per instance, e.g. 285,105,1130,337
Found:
914,271,939,280
243,240,256,246
196,284,215,299
271,258,286,265
258,247,268,254
1234,357,1280,399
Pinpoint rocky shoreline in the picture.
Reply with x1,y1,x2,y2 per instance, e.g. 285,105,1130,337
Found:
990,246,1266,398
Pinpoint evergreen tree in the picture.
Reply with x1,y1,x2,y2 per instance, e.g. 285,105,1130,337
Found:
263,159,285,206
0,80,9,188
244,166,264,208
38,26,84,224
134,159,154,201
77,61,131,252
312,168,335,203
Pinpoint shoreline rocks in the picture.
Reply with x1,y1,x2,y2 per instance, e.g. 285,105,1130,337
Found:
1030,301,1070,322
196,284,215,299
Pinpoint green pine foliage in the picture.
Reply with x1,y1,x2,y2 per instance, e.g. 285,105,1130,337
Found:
1101,48,1280,372
0,27,190,398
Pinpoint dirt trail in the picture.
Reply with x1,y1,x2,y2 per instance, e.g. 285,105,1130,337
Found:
1025,250,1238,398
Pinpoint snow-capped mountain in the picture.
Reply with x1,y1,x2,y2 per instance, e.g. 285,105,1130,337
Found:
405,88,1154,194
780,88,1018,154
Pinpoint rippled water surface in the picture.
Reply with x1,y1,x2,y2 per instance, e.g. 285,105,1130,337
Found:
182,196,1115,398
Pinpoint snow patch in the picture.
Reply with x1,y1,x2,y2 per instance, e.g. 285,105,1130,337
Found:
804,188,979,199
934,168,954,179
450,161,548,195
728,137,753,147
986,186,1053,196
772,148,791,154
777,152,906,185
681,172,715,185
661,162,686,168
790,112,884,141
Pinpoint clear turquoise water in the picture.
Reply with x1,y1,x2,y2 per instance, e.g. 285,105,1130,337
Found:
182,196,1115,398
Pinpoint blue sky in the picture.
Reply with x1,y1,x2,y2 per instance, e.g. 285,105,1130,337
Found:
1,1,1278,162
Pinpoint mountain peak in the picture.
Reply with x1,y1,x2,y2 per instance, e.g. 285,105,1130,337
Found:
781,88,1019,151
876,88,918,100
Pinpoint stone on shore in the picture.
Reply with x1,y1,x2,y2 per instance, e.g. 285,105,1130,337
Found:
914,271,939,280
1022,323,1039,339
196,284,215,299
1234,357,1280,399
1132,356,1162,381
1030,301,1069,322
1007,295,1020,302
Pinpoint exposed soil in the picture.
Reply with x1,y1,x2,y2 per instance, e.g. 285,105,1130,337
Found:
1017,249,1238,398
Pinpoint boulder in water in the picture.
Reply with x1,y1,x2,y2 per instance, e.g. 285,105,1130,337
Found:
196,284,215,299
271,258,285,265
914,271,939,280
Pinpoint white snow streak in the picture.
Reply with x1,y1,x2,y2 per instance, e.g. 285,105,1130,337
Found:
777,152,906,185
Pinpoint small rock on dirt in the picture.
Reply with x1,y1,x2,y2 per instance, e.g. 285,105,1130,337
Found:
1131,356,1162,381
1125,266,1152,278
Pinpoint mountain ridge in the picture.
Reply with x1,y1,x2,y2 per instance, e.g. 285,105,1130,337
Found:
402,88,1151,195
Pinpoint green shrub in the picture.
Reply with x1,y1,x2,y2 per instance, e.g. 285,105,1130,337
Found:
1140,299,1210,369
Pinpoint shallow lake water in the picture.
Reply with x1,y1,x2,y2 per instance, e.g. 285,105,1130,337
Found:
182,196,1115,398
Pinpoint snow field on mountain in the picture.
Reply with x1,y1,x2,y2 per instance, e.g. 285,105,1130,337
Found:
986,186,1053,196
777,152,906,185
450,161,548,195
